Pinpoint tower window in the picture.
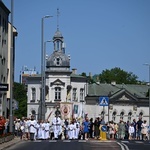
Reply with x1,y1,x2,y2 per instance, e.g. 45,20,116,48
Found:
56,57,60,65
31,88,36,102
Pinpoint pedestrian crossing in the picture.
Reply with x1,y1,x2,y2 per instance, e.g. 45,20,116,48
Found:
121,140,150,144
28,139,150,144
32,139,88,143
31,139,117,143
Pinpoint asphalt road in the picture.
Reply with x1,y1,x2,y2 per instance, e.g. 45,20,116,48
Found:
120,140,150,150
3,140,122,150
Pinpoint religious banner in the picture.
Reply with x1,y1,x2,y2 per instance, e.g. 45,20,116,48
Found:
60,102,73,120
72,102,83,119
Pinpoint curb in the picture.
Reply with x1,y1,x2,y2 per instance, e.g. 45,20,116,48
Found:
0,138,21,150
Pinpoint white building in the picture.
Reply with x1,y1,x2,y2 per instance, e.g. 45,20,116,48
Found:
27,28,88,121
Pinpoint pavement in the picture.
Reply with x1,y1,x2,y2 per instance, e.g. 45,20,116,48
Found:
0,137,22,150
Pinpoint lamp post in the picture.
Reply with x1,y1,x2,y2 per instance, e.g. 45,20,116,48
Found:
143,63,150,132
9,0,14,133
41,15,52,121
43,40,53,113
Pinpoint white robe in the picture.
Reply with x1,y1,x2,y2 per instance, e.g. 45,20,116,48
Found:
28,120,37,133
44,123,50,139
68,124,76,139
52,117,61,139
75,122,80,139
41,123,46,139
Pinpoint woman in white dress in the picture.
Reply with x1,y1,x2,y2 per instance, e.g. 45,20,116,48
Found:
141,120,148,141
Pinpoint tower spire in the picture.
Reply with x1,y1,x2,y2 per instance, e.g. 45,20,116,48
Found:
57,8,60,30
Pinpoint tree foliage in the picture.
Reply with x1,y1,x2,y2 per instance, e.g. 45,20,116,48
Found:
99,67,138,84
13,82,27,118
81,67,139,84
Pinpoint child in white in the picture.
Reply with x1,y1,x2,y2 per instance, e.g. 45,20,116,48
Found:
128,123,135,140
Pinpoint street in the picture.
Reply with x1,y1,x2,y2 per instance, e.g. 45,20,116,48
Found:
3,140,122,150
119,140,150,150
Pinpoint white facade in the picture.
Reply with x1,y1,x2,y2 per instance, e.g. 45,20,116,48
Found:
27,28,87,122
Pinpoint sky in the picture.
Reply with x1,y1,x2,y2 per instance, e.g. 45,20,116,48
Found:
2,0,150,82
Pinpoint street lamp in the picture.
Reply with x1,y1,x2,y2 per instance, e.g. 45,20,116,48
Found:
41,15,52,121
43,40,53,111
143,63,150,132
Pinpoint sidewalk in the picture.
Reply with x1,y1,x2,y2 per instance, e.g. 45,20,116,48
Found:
0,137,21,150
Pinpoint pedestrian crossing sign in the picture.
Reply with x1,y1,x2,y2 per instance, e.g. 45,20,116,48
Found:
99,96,109,106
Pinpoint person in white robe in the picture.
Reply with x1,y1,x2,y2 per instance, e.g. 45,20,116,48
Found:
24,118,30,140
68,120,76,140
40,120,46,140
28,116,37,141
74,119,80,139
52,114,62,140
36,121,40,140
44,120,50,139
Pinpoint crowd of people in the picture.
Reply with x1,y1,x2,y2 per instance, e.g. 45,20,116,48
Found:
0,114,150,141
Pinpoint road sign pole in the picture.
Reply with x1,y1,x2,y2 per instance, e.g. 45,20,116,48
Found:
103,106,105,120
108,104,109,122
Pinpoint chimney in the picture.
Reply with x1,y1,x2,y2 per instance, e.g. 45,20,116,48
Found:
89,72,92,78
111,81,116,86
72,68,77,74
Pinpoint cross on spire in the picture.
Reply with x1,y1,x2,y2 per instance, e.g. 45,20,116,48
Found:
57,8,60,30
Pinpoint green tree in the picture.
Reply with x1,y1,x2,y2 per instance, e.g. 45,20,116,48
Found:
13,82,27,118
98,67,138,84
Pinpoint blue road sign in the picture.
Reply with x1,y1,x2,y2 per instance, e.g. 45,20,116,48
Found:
99,96,109,106
101,125,107,132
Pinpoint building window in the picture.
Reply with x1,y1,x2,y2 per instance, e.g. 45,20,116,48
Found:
31,110,36,116
120,111,124,120
80,88,84,101
72,88,77,101
112,111,117,121
31,88,36,102
55,87,61,100
128,112,132,122
56,57,60,65
56,41,61,51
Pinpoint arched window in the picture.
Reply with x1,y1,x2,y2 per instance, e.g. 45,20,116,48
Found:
139,111,143,118
128,112,132,122
120,111,124,120
31,110,36,118
112,111,117,121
